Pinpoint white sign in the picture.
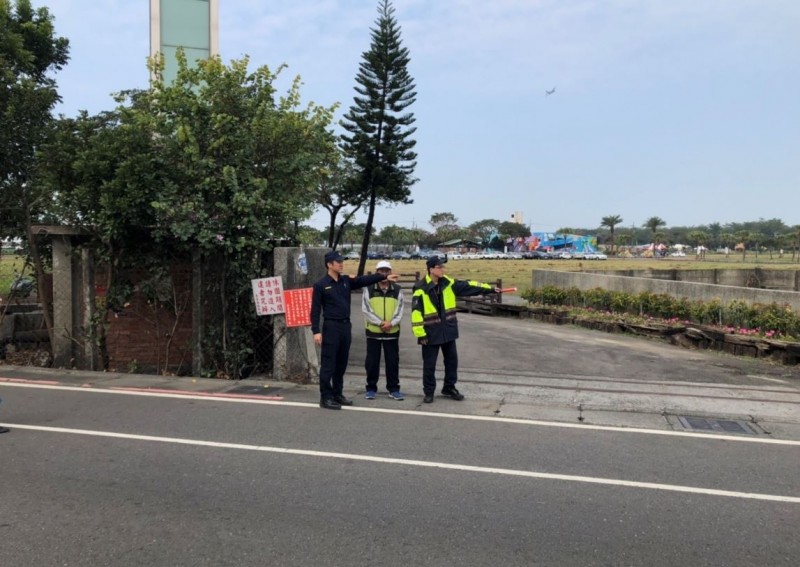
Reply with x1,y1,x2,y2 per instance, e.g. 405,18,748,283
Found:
252,276,285,316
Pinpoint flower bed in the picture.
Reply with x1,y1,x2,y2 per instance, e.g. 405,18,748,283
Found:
499,300,800,366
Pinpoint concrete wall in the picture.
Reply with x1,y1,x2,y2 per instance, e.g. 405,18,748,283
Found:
587,268,800,290
532,270,800,312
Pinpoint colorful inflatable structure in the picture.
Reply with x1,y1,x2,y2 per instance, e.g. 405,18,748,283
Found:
507,233,598,253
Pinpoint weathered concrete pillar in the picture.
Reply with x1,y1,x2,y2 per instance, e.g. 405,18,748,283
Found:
272,247,328,382
79,246,98,370
51,236,73,367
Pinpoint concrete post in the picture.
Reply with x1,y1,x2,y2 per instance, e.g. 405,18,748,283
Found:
51,236,73,367
271,247,328,382
80,246,98,370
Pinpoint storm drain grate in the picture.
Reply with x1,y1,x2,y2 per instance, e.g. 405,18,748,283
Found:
226,385,283,396
677,416,757,435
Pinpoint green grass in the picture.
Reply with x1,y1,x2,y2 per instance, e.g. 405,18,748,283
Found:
0,253,28,295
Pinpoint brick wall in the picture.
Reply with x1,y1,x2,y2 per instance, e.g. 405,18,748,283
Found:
98,266,193,374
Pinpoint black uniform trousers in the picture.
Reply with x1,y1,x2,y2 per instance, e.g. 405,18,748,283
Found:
319,319,351,401
421,340,458,395
365,338,400,393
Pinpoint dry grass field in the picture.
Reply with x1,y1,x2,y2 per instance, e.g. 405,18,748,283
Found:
364,254,800,292
3,252,798,297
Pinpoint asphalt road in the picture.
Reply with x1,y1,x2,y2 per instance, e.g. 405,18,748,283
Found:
1,381,799,566
345,294,800,429
2,296,800,565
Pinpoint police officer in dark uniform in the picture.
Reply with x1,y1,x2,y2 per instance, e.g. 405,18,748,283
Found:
310,251,400,410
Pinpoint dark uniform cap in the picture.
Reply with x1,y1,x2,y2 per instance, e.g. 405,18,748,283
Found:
426,255,447,269
325,251,345,264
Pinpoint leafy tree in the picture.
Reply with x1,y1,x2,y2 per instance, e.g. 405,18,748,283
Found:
378,224,414,248
38,53,336,376
341,223,373,251
428,212,458,232
498,221,530,239
295,225,326,247
428,212,461,243
410,226,434,249
707,222,722,248
313,149,363,248
340,0,417,275
0,0,69,233
1,0,69,340
600,214,623,256
468,219,500,248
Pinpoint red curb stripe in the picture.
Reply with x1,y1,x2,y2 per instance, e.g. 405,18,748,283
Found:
0,377,61,385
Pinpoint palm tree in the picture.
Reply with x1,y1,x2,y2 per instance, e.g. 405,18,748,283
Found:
688,230,708,259
736,230,750,261
644,216,666,256
600,215,623,256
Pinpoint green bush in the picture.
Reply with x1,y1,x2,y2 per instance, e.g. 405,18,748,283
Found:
523,285,799,339
749,303,800,337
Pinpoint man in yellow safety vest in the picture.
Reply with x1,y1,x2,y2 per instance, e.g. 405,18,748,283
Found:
410,255,499,403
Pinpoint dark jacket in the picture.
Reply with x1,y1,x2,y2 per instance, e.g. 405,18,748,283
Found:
410,275,494,345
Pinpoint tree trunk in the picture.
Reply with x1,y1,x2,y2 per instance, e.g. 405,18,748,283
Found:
358,187,378,276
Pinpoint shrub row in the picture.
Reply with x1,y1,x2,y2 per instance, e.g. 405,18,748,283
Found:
521,286,800,339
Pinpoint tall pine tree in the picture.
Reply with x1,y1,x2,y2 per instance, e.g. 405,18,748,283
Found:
340,0,417,275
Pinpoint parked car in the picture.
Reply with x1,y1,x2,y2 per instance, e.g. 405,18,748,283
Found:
410,249,434,259
343,251,360,260
670,251,686,257
585,252,608,260
522,250,549,259
390,251,411,260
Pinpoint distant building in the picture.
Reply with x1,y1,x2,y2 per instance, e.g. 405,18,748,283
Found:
438,238,483,253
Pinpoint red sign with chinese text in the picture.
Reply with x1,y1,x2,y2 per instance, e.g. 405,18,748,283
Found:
283,288,313,327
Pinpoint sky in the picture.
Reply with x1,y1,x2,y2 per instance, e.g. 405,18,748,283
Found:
44,0,800,234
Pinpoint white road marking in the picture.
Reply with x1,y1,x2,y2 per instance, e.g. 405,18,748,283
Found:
2,380,800,446
3,423,799,504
